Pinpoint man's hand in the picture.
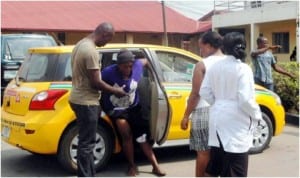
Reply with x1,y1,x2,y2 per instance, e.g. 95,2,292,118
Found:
113,85,127,97
288,73,296,80
269,45,281,50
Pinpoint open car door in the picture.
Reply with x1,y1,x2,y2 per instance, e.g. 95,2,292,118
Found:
136,53,171,145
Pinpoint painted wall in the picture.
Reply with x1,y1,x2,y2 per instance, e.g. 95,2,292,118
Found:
213,1,297,28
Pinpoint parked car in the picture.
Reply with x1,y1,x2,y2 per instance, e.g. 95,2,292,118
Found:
1,44,285,173
1,33,57,102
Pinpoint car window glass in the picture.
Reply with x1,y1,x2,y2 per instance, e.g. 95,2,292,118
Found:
156,51,195,82
63,55,72,81
100,52,118,70
100,51,146,70
55,54,72,81
4,43,12,60
18,54,57,82
5,38,54,59
26,55,49,80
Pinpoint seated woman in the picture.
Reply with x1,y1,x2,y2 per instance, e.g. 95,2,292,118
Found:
100,49,166,177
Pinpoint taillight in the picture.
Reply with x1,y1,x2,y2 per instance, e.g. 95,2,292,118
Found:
29,89,68,110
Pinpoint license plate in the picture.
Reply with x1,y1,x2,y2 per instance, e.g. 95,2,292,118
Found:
4,70,18,80
1,126,11,139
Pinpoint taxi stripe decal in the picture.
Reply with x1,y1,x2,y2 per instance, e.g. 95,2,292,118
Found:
164,86,191,91
50,83,72,89
48,83,273,96
164,86,273,96
255,90,272,96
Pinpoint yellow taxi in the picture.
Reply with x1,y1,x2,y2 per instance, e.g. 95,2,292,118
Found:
1,44,285,173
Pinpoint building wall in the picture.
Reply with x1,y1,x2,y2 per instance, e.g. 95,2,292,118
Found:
132,33,162,45
213,1,297,28
212,1,298,62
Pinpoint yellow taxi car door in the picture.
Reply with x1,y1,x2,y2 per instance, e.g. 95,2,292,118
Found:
152,50,199,142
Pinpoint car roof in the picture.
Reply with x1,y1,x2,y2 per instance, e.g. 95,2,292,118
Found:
1,33,54,38
28,43,201,60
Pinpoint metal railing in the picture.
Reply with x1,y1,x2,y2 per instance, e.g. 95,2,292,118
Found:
213,1,290,12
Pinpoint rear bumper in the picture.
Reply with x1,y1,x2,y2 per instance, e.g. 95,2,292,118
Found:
1,108,74,154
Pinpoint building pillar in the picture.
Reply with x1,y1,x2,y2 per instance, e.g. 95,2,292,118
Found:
250,23,259,51
125,33,134,44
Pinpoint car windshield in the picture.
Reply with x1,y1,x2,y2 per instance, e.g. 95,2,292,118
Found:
18,53,72,82
5,38,54,59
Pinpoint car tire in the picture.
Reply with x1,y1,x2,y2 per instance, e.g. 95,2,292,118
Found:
249,112,273,154
57,124,114,173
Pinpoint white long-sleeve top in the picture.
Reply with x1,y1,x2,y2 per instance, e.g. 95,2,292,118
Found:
200,55,262,153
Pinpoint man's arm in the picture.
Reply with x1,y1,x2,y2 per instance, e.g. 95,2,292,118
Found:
251,45,281,58
88,69,126,97
139,58,148,67
272,63,295,79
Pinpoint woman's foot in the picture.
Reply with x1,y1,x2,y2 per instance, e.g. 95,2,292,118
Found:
152,168,166,177
127,166,138,177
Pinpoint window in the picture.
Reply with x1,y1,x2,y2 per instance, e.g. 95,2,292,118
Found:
21,54,49,81
100,52,116,70
272,32,289,54
19,54,69,82
156,51,196,83
250,1,262,8
56,54,72,81
5,38,54,59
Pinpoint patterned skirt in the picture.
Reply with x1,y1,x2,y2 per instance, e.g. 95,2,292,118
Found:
189,107,209,151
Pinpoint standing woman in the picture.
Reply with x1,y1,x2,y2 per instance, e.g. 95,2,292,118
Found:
180,31,225,177
200,32,262,177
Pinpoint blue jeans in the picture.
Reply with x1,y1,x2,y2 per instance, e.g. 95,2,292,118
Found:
254,78,274,91
69,102,99,177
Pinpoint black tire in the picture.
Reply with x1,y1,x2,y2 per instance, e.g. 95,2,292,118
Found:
249,112,273,154
57,124,114,173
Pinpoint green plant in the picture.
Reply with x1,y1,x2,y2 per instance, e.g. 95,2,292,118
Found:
273,62,299,114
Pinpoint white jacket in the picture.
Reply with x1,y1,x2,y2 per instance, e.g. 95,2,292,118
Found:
200,55,262,153
196,55,227,108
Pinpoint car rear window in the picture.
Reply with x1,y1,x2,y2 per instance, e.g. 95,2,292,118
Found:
18,53,72,82
4,38,55,60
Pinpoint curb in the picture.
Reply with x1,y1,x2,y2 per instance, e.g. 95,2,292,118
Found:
285,113,299,126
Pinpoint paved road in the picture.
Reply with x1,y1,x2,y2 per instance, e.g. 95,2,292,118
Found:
1,124,299,177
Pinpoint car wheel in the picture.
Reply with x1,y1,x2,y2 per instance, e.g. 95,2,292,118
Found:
57,124,114,173
249,112,273,154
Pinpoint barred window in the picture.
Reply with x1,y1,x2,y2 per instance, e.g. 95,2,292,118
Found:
272,32,289,54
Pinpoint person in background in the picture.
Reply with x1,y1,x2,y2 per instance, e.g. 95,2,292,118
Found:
290,46,296,61
251,34,294,91
200,32,262,177
69,22,126,177
180,31,225,177
100,49,166,177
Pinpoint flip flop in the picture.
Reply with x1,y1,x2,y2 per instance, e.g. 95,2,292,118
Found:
152,168,166,177
127,166,138,177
